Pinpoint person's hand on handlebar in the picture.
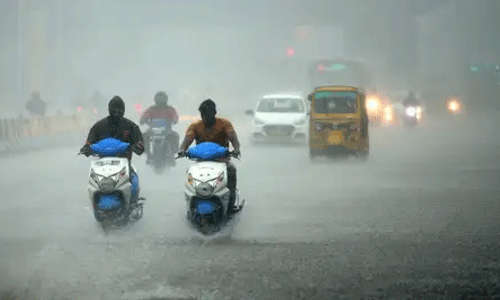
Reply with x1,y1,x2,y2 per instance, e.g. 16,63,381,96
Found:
80,145,93,157
232,148,241,159
176,149,187,159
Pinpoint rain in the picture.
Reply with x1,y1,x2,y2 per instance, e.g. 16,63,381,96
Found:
1,0,500,299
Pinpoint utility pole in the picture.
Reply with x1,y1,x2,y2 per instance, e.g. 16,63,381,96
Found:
17,0,25,104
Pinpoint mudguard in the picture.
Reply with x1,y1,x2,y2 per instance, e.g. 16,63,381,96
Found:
96,194,121,210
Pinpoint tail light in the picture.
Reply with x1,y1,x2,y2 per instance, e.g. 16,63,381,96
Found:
134,103,143,114
77,106,82,112
313,123,324,131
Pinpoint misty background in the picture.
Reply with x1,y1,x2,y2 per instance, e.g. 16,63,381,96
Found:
1,0,499,116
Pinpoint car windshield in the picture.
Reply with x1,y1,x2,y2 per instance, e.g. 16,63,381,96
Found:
256,98,304,113
313,91,358,114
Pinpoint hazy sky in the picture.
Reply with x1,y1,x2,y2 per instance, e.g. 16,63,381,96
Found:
0,0,498,114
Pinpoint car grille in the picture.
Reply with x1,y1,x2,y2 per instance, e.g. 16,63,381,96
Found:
263,125,295,136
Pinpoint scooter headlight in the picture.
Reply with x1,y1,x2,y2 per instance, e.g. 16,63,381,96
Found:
98,177,117,193
91,167,125,192
195,182,214,197
405,107,417,117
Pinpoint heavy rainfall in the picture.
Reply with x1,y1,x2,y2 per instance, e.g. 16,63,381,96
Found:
0,0,500,299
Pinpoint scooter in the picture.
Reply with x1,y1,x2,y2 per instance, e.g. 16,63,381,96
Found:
79,138,145,230
145,118,176,174
403,105,423,127
177,142,245,235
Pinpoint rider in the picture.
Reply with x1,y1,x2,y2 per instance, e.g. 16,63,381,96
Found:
403,91,421,107
80,96,145,202
140,91,180,163
177,99,242,214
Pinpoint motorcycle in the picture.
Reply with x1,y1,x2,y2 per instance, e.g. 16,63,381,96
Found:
403,105,423,127
79,138,145,230
177,142,245,236
145,118,176,174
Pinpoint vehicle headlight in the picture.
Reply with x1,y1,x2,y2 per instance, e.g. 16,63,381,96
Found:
195,182,214,197
294,118,307,125
91,167,126,191
405,107,417,117
253,118,265,125
447,99,461,113
384,106,394,121
98,177,117,193
367,98,380,111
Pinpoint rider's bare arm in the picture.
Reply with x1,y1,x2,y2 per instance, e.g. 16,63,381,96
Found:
226,122,240,151
179,123,196,152
228,131,240,151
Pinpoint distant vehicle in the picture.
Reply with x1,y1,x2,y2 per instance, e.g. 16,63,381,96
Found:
307,59,372,90
364,91,395,127
245,93,309,144
307,85,369,161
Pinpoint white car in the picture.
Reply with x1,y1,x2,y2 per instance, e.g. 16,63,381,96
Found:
246,93,309,143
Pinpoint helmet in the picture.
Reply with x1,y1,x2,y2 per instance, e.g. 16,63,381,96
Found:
154,91,168,105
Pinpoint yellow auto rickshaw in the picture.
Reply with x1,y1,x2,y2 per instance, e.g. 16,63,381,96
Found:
307,86,369,161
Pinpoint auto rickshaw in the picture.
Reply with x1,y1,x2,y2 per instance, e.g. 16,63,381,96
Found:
307,86,369,161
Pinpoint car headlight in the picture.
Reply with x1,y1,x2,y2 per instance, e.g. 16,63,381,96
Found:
294,118,307,125
253,118,265,125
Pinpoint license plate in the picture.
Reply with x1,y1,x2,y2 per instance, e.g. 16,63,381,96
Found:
271,130,288,136
327,131,343,145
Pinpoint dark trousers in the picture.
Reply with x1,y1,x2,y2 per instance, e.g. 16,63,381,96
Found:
226,162,237,209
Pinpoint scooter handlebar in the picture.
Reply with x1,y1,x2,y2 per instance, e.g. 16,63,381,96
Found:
175,151,240,160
